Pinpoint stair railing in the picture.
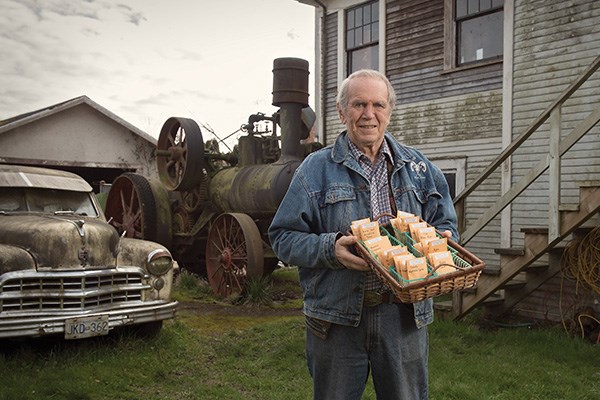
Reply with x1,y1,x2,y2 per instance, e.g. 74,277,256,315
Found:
454,55,600,246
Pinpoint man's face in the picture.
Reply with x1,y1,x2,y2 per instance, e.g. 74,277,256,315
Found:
337,76,392,150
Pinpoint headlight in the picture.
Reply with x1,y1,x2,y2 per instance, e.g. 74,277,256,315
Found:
146,249,173,276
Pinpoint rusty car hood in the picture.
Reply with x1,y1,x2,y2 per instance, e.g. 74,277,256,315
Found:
0,215,120,270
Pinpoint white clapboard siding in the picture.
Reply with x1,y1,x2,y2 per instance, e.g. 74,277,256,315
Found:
510,0,600,321
511,0,600,248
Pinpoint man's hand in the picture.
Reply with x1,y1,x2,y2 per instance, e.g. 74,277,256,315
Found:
335,235,370,271
440,230,452,239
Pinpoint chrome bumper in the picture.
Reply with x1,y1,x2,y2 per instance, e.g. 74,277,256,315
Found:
0,300,178,339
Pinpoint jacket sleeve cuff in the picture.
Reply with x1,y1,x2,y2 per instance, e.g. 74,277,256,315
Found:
323,232,346,270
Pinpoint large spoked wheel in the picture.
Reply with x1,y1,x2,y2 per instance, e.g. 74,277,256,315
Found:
156,117,205,192
206,213,264,297
104,173,172,248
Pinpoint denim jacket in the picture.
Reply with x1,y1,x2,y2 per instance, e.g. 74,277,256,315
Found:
268,132,458,328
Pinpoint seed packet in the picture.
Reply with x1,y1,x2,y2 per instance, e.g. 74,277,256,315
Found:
351,218,371,239
393,254,416,280
406,257,428,280
415,226,437,243
428,251,456,276
364,235,392,256
359,221,380,241
408,222,428,241
380,245,408,267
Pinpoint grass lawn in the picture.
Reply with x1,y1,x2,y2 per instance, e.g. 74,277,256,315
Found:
0,268,598,400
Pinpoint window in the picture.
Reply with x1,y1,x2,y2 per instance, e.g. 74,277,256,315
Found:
445,0,504,69
433,158,466,200
346,1,379,75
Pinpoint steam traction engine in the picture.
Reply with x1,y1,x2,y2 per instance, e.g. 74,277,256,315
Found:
104,58,320,297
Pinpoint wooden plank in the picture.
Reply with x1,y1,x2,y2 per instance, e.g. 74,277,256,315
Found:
548,108,561,241
454,55,600,207
461,106,600,244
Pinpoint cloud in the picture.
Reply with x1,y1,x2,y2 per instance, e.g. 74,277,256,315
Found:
126,11,146,25
0,0,315,141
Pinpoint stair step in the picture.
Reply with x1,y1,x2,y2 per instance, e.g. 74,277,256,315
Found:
433,295,504,311
503,277,527,290
483,293,504,306
520,226,594,237
578,180,600,187
559,204,579,212
434,300,453,311
494,248,525,256
520,227,549,234
482,266,501,276
525,263,549,272
452,183,600,320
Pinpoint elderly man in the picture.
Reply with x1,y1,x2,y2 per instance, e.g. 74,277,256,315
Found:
269,69,458,400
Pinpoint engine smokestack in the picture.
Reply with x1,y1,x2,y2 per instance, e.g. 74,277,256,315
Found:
272,57,310,160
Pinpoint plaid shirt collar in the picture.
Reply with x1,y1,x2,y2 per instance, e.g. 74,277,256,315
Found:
347,138,393,168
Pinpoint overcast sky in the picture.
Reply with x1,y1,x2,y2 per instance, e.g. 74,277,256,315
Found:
0,0,316,146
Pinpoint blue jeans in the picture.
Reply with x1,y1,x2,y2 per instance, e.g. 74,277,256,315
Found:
306,302,429,400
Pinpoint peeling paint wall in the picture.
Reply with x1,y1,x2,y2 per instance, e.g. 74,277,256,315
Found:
510,0,600,322
511,0,600,241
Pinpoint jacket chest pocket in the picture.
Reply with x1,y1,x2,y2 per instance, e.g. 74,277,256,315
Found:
318,186,358,231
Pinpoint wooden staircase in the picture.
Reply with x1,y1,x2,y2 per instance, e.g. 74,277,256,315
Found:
439,55,600,320
448,185,600,320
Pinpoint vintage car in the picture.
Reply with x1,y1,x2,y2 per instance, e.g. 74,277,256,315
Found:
0,164,178,340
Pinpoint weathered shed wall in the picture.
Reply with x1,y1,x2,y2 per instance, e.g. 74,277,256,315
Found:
0,104,158,181
385,0,504,268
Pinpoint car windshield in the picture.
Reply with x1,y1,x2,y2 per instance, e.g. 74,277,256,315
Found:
0,187,99,217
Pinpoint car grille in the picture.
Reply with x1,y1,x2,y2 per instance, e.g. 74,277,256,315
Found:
0,268,150,313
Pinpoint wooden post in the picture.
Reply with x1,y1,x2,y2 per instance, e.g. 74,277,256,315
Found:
548,107,561,242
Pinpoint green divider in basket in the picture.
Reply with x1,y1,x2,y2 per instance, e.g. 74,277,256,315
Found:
380,225,475,277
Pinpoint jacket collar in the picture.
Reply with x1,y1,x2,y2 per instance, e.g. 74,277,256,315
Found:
331,131,414,167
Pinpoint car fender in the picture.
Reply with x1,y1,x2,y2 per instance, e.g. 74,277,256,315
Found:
0,244,36,273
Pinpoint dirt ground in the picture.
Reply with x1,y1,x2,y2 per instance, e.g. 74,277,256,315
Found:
177,300,303,318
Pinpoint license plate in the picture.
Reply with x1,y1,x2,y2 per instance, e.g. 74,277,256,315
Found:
65,315,110,340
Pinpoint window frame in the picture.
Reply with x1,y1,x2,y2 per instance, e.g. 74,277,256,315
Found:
431,157,466,201
345,0,380,76
443,0,504,71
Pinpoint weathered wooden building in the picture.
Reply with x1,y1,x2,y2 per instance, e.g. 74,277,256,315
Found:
301,0,600,325
0,95,158,192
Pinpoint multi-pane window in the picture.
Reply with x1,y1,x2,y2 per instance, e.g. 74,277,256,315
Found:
455,0,504,65
346,1,379,75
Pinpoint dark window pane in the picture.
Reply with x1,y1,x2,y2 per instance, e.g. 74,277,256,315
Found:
458,10,503,64
443,172,457,199
355,28,363,47
364,4,371,23
456,0,468,18
372,2,379,22
349,45,379,73
347,9,355,29
492,0,504,8
364,26,371,43
347,29,355,48
355,7,363,27
372,21,379,42
468,0,479,14
480,0,492,11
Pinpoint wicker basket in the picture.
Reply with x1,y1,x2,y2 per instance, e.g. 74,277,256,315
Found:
353,216,485,303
